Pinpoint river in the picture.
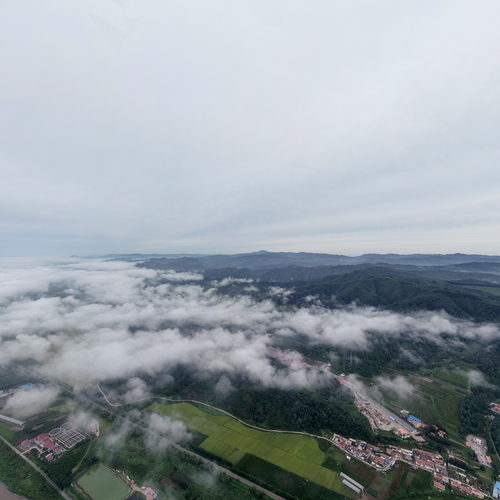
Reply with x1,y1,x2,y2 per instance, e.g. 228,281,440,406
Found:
0,483,28,500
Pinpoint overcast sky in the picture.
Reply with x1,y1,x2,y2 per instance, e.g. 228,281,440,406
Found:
1,1,500,256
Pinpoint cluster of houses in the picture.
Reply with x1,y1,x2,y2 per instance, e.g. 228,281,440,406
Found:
332,432,492,498
333,434,393,470
412,448,447,474
19,433,67,462
386,446,489,498
445,463,491,499
448,477,486,498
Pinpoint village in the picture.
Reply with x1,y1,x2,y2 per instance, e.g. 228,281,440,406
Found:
2,366,497,499
332,433,491,498
268,348,499,497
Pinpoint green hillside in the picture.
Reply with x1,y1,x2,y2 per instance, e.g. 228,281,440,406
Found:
288,268,500,321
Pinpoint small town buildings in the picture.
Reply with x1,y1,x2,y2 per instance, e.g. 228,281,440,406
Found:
433,480,446,491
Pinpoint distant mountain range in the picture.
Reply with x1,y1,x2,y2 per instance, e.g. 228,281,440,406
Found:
76,253,205,261
137,251,500,322
137,250,500,271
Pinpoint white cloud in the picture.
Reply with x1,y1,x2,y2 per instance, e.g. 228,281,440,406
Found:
214,375,235,395
124,377,151,403
162,270,204,282
144,413,191,452
212,277,255,287
4,385,59,418
373,375,415,401
0,259,498,394
467,370,494,389
103,420,131,449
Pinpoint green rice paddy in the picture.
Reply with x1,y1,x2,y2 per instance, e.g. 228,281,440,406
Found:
149,402,351,496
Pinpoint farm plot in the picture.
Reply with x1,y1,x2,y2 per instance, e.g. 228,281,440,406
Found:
149,402,348,495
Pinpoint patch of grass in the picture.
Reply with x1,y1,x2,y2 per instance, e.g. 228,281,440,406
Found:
76,463,130,500
192,402,226,416
0,422,16,440
387,468,436,499
432,368,469,390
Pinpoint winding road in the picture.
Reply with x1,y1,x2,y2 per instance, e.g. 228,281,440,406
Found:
97,383,333,444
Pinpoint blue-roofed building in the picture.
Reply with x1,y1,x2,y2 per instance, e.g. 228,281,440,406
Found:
407,415,422,423
492,480,500,499
407,415,425,428
17,383,33,390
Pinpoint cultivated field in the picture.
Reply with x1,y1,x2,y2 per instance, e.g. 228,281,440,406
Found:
149,402,353,497
76,464,130,500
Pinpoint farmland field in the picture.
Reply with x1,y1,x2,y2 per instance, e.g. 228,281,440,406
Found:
76,464,130,500
149,402,356,497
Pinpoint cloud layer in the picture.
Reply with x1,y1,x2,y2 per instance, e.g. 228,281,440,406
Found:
0,259,498,392
4,385,60,418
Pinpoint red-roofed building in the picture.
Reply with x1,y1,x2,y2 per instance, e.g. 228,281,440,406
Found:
434,474,449,484
433,481,446,491
416,457,435,472
20,439,32,449
43,439,55,450
46,453,54,462
414,448,440,458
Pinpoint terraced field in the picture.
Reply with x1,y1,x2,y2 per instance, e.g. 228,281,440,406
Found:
148,402,352,497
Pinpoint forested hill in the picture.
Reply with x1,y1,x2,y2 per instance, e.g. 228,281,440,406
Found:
138,251,500,321
284,268,500,322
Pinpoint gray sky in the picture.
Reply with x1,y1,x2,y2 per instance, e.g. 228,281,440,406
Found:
1,0,500,256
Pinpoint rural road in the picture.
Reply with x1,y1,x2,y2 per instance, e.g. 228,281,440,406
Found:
0,435,71,500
